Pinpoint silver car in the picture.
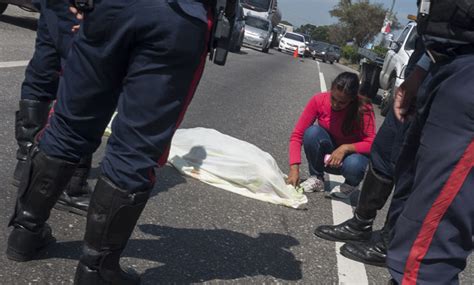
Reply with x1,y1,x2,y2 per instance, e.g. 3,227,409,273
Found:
243,15,272,53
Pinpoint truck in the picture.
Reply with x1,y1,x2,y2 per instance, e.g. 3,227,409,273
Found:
358,21,418,116
240,0,282,48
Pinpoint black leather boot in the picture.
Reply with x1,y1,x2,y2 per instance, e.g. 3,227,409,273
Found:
314,214,373,242
74,176,150,285
339,226,389,268
12,99,51,186
354,162,394,220
7,147,77,262
314,162,395,243
55,155,93,216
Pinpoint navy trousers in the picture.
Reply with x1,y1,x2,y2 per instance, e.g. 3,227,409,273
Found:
39,0,211,192
387,54,474,284
370,108,410,180
21,0,76,101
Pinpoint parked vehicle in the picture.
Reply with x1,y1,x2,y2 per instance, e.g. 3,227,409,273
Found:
358,21,418,116
310,42,338,63
229,2,246,53
243,15,272,53
278,32,306,56
332,45,341,63
0,0,36,14
301,34,312,57
378,21,417,115
270,24,285,48
241,0,281,28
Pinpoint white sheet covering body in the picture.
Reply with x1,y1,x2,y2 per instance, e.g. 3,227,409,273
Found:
168,128,308,209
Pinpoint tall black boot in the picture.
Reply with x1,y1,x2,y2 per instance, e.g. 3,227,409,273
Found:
339,225,389,268
314,162,394,243
7,147,77,262
74,176,150,285
13,99,51,186
314,214,373,242
354,162,394,220
55,155,93,216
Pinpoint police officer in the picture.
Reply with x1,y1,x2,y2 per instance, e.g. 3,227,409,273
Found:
386,0,474,283
6,0,236,284
13,0,92,216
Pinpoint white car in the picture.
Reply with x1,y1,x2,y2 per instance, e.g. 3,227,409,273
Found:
278,32,307,56
378,21,417,115
243,15,272,53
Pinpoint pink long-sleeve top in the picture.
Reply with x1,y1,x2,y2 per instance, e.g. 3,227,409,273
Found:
289,92,376,165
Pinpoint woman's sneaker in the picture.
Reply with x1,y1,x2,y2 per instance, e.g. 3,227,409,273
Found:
300,176,325,192
328,183,357,199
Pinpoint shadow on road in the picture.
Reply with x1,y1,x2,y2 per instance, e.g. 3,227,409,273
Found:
87,164,187,198
0,14,37,31
39,225,302,283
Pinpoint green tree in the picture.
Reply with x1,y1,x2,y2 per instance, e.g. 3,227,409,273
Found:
328,23,352,46
295,24,330,42
312,26,330,42
330,0,400,47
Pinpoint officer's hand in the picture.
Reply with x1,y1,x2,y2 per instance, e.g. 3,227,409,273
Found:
393,66,427,122
393,83,413,122
69,6,83,32
286,165,300,187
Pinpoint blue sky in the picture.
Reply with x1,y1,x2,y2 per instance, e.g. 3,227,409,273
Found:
278,0,417,28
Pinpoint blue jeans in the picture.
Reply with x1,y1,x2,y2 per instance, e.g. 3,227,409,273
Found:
303,125,369,187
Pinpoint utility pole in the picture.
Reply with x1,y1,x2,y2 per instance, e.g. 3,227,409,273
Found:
389,0,396,20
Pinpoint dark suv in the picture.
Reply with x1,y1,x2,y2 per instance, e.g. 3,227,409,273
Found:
0,0,36,15
309,42,339,64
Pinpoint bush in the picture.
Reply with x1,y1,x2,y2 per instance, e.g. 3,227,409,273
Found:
373,45,389,58
341,45,361,64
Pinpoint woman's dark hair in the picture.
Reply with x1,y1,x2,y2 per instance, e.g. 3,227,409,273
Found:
331,72,371,135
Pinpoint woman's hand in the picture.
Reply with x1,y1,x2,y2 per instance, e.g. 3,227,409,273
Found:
286,164,300,187
327,145,351,168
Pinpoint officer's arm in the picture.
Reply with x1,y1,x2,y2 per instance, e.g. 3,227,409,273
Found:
393,56,430,122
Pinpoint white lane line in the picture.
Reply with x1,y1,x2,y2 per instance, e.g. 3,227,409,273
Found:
0,60,29,68
317,62,327,92
318,63,369,285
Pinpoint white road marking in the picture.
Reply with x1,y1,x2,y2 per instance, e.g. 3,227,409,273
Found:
317,62,327,92
0,60,29,68
317,62,369,285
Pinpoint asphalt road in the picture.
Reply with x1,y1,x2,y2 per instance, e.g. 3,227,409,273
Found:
1,6,473,284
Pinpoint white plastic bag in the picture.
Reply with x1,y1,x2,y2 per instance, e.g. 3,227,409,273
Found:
168,128,308,209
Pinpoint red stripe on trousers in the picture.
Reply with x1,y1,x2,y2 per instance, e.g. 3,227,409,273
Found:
36,100,57,141
155,9,214,170
402,139,474,285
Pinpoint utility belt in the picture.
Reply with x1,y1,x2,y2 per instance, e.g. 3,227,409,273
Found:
71,0,236,66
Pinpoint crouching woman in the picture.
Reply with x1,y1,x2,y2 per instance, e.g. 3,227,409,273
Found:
287,72,375,198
